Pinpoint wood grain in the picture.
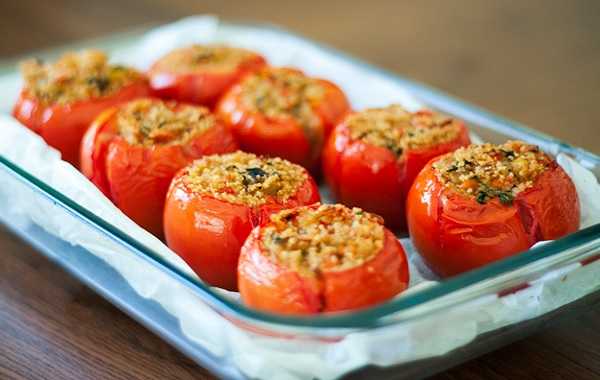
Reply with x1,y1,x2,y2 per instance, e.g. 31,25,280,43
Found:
0,225,209,380
1,1,599,379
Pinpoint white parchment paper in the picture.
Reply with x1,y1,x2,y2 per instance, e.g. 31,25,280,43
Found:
1,16,600,380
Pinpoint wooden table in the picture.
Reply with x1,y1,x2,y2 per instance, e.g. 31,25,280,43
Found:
1,1,599,379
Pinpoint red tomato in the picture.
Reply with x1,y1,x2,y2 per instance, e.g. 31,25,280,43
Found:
407,155,580,277
13,81,150,167
148,45,267,107
80,99,238,238
163,159,320,290
323,108,470,230
216,67,350,171
238,204,410,314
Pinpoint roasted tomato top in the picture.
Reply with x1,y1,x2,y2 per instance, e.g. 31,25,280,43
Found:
80,98,238,237
407,140,580,277
12,50,150,166
323,105,470,230
238,203,410,314
163,151,320,290
148,44,267,107
216,67,350,170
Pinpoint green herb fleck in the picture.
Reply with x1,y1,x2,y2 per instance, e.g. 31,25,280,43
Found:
87,76,110,92
501,149,515,158
246,167,267,180
476,191,488,204
273,236,286,245
498,192,514,205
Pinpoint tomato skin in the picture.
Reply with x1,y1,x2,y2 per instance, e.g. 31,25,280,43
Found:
406,160,580,277
216,68,350,171
516,166,580,240
323,116,470,230
80,108,119,197
80,101,238,238
164,190,256,291
237,228,323,314
163,170,320,290
312,79,352,137
12,81,150,167
238,224,409,314
148,55,266,107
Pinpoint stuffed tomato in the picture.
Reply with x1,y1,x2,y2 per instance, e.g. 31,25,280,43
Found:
238,203,409,314
80,98,237,237
13,50,150,166
407,141,580,277
216,67,350,171
323,105,470,230
148,44,266,107
163,152,320,290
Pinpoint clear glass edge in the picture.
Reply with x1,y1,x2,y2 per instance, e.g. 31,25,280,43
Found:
1,20,600,330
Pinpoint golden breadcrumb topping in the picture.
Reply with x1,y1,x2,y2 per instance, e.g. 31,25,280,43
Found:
240,68,325,139
262,204,384,275
20,50,142,105
347,105,462,158
433,141,552,204
116,99,216,146
185,151,307,206
152,44,259,74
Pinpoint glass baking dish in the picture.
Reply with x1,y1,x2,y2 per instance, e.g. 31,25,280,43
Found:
1,17,600,380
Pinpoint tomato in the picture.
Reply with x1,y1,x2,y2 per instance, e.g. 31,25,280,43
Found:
323,108,470,230
163,158,320,290
216,67,350,171
12,81,150,167
238,205,410,314
406,158,580,277
80,99,238,238
148,45,267,107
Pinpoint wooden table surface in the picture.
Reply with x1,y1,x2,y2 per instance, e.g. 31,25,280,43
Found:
1,1,599,379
